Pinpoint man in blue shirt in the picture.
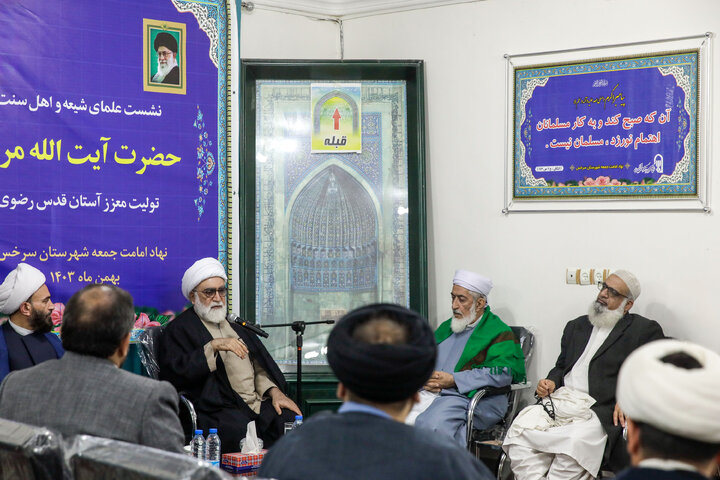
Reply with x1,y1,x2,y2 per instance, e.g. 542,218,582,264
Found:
0,263,63,383
259,303,493,480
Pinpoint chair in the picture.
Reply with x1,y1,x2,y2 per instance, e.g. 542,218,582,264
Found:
137,326,198,443
0,417,70,480
67,434,231,480
466,326,535,480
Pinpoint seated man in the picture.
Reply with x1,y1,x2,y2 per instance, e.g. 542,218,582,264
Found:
504,270,665,479
260,303,494,480
0,284,184,453
411,269,526,447
615,339,720,480
0,263,62,382
158,257,300,453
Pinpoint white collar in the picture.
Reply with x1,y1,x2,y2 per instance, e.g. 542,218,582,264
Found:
638,458,700,473
8,319,34,336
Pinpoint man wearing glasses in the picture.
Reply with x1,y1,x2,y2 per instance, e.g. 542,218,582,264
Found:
151,32,180,85
158,257,300,453
504,270,664,480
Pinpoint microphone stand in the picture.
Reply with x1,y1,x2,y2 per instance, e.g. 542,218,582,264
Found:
262,320,335,409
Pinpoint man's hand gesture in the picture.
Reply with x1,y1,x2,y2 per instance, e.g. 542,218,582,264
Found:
268,387,302,416
536,378,556,398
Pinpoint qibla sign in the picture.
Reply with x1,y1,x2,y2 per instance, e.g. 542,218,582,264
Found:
311,83,362,153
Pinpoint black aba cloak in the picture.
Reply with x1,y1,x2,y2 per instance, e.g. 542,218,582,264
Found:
158,307,294,452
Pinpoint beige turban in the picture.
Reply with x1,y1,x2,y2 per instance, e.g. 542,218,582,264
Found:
611,270,641,301
0,263,46,314
617,339,720,443
181,257,227,300
453,269,492,297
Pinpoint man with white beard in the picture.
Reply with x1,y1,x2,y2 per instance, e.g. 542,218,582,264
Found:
158,257,300,453
408,270,526,447
151,32,180,85
503,270,664,480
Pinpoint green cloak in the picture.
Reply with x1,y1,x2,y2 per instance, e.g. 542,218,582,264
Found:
435,306,526,397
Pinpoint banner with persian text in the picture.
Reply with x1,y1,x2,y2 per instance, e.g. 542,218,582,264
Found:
513,51,698,199
0,0,229,310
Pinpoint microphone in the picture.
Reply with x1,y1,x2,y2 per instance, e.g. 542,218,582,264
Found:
227,313,269,338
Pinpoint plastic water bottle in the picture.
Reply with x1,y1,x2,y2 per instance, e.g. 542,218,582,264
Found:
190,430,206,460
206,428,221,467
292,415,303,429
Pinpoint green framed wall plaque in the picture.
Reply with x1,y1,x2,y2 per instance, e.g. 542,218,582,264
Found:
238,60,428,369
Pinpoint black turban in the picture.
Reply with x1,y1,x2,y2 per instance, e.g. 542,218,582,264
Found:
327,303,437,403
154,32,178,53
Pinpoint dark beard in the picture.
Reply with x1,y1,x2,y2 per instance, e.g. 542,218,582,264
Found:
28,308,52,334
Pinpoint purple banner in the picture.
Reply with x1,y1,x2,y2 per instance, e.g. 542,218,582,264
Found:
514,52,697,198
0,0,228,310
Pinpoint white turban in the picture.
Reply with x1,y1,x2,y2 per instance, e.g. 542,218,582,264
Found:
617,339,720,443
453,270,492,297
0,263,46,314
181,257,227,300
611,270,641,301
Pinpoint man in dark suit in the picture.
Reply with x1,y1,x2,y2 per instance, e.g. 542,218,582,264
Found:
615,340,720,480
504,270,664,479
260,303,493,480
0,263,63,383
0,284,184,453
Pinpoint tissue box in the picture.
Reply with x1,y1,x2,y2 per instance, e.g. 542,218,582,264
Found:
221,450,267,474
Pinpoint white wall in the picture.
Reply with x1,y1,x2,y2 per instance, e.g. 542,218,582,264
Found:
239,0,720,383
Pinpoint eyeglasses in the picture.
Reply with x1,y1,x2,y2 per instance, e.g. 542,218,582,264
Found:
597,282,627,299
157,50,174,58
194,287,227,299
535,393,555,421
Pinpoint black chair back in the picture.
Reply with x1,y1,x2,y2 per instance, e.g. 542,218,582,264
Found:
69,435,230,480
0,417,69,480
137,325,164,380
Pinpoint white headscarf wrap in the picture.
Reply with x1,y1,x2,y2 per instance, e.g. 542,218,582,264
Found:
611,270,641,301
0,263,46,314
453,269,492,297
617,339,720,443
181,257,227,300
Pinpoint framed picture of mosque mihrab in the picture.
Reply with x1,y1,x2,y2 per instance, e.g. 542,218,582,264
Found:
238,60,427,369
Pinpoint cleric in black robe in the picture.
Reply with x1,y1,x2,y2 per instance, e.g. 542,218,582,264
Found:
151,32,180,85
158,258,300,453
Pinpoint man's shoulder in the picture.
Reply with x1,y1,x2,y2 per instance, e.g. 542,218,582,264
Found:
626,313,659,327
164,308,199,331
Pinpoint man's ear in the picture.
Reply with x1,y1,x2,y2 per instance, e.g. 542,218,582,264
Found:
624,299,634,314
626,419,641,459
18,301,32,317
118,333,131,358
336,383,347,401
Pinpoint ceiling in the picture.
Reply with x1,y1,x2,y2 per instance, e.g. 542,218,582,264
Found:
245,0,480,18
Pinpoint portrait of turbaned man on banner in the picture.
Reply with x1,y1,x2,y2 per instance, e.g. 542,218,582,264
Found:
143,19,187,95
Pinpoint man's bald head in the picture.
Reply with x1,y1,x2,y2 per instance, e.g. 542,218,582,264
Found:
61,284,134,358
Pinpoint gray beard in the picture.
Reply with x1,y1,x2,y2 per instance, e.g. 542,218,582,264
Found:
451,314,474,333
194,301,227,324
153,57,177,82
587,300,626,329
451,300,480,333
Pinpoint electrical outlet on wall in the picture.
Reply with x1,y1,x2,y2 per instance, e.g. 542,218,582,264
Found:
579,269,591,285
592,269,604,285
566,268,579,284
